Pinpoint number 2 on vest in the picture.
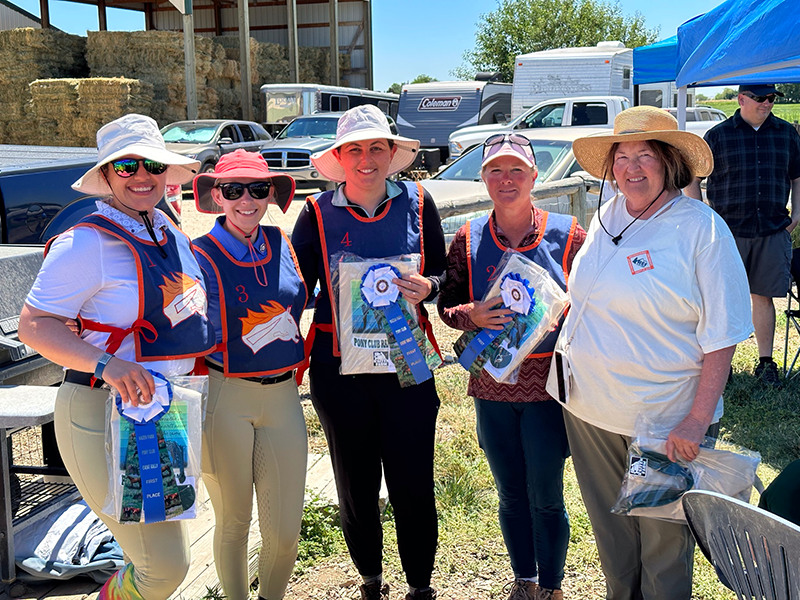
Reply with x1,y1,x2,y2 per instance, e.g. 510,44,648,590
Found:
487,265,498,281
341,232,352,247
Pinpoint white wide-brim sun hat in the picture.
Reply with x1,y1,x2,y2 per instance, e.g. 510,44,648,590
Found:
72,114,201,196
310,105,420,183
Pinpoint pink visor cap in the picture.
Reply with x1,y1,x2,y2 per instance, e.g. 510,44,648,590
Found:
481,133,536,169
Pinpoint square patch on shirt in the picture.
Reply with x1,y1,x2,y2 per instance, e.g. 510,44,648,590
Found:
627,250,654,275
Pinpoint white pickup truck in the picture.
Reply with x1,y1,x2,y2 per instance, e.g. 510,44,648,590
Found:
448,95,630,161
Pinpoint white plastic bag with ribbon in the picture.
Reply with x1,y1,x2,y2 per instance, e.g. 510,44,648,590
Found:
454,249,568,384
103,372,207,524
332,252,442,386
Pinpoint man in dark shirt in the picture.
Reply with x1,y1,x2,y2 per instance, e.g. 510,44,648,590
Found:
690,84,800,388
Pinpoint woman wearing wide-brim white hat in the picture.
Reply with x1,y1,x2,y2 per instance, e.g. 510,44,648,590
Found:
19,113,214,600
291,104,445,600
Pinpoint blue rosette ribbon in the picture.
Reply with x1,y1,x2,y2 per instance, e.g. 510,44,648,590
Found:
459,272,536,371
115,369,172,523
360,263,433,385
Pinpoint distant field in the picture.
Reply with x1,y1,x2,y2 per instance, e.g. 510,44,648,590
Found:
702,99,800,122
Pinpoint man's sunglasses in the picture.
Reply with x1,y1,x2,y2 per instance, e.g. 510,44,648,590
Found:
217,181,273,201
484,133,533,149
742,92,777,104
110,158,168,178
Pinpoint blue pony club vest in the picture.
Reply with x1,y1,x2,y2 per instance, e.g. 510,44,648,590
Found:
72,214,215,361
467,212,575,357
194,226,307,377
311,182,424,356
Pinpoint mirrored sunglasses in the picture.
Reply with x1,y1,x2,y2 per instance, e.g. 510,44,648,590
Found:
217,181,273,201
743,92,777,104
110,158,169,178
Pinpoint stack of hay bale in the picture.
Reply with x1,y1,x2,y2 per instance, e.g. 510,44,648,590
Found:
86,31,236,125
0,28,87,144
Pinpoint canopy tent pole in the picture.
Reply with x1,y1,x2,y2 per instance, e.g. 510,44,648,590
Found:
677,87,687,131
238,0,254,120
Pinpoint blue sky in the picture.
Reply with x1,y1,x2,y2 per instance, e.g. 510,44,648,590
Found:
11,0,729,94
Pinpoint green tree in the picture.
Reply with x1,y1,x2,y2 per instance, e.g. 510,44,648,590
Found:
452,0,659,82
410,74,439,84
715,87,738,100
777,83,800,103
387,83,403,94
695,93,709,102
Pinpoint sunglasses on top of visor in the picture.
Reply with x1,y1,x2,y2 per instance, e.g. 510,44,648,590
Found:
110,158,169,178
217,181,273,201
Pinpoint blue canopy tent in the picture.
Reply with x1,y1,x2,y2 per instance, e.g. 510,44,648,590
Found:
633,0,800,128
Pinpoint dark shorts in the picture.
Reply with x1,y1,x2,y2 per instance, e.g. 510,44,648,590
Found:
734,230,792,297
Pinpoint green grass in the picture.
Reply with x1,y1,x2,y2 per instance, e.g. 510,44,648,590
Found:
703,99,800,122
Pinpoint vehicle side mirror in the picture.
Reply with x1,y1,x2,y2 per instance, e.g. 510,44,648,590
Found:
390,123,398,135
493,112,507,124
515,121,528,130
218,137,234,145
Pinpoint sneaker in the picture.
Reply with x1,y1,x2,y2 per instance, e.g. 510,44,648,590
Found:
755,359,783,389
359,581,390,600
535,588,563,600
405,588,437,600
503,579,539,600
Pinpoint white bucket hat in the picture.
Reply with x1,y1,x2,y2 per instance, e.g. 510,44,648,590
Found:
72,114,201,196
310,105,420,183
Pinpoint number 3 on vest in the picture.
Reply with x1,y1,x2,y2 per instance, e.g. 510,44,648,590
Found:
341,232,352,247
236,284,248,303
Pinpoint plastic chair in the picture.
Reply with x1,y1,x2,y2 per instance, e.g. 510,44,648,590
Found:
682,490,800,599
782,248,800,379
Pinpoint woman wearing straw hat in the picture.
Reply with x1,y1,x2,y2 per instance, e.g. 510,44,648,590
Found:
19,114,215,600
546,106,753,598
291,105,446,600
191,149,308,600
438,134,585,600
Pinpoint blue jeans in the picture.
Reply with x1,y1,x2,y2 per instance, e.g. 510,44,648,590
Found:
474,398,570,589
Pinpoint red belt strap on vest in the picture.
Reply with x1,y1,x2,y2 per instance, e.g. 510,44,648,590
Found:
79,318,158,355
295,322,334,385
419,311,441,359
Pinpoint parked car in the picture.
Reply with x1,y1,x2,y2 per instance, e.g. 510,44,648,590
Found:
260,112,398,190
161,119,271,173
665,106,727,122
422,128,608,242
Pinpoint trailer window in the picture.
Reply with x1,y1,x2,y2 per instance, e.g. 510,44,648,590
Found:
640,90,663,108
622,67,631,90
331,95,350,111
378,101,389,114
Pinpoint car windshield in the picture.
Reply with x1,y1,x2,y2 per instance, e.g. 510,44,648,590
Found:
161,123,219,144
278,117,339,139
434,139,571,182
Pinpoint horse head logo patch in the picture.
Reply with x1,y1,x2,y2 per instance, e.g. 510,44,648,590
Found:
240,301,300,353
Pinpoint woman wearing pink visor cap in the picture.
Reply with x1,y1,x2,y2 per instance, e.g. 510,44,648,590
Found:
438,134,586,600
192,149,308,600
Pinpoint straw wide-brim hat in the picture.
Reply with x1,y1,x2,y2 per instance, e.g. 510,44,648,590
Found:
310,105,420,183
72,114,200,196
193,149,296,214
572,106,714,179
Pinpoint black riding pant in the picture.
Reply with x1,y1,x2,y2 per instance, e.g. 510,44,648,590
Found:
309,359,440,588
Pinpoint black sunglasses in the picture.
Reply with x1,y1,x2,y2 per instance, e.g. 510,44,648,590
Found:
110,158,168,178
742,92,777,104
484,133,533,149
217,181,273,201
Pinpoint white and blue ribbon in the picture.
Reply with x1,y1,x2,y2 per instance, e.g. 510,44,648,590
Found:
459,272,536,371
115,370,172,523
360,264,432,385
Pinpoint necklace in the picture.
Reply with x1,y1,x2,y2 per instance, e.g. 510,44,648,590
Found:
597,179,667,245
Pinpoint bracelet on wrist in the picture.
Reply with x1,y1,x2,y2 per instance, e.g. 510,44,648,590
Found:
94,352,113,380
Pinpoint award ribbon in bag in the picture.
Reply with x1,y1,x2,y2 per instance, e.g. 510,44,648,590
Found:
360,264,433,385
115,370,182,523
459,272,540,371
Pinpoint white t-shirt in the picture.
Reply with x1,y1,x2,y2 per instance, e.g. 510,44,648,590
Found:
550,194,753,436
25,202,195,377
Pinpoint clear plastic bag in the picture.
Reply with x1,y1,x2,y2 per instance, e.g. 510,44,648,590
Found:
332,251,442,385
103,373,207,524
612,415,761,523
453,249,568,384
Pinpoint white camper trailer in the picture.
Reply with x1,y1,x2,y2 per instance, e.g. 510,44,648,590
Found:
511,42,633,118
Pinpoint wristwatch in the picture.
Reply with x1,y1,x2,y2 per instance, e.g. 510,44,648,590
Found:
94,352,114,380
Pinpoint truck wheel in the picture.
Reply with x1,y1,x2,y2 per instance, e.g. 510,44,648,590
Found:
201,162,216,173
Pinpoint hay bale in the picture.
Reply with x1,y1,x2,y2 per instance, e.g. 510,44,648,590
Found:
29,79,80,145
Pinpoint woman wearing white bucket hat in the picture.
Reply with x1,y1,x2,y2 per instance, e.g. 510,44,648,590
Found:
546,106,752,599
19,114,215,600
291,105,446,600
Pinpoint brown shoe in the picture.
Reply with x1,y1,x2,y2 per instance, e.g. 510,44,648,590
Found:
503,579,539,600
359,581,390,600
535,587,563,600
405,588,437,600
